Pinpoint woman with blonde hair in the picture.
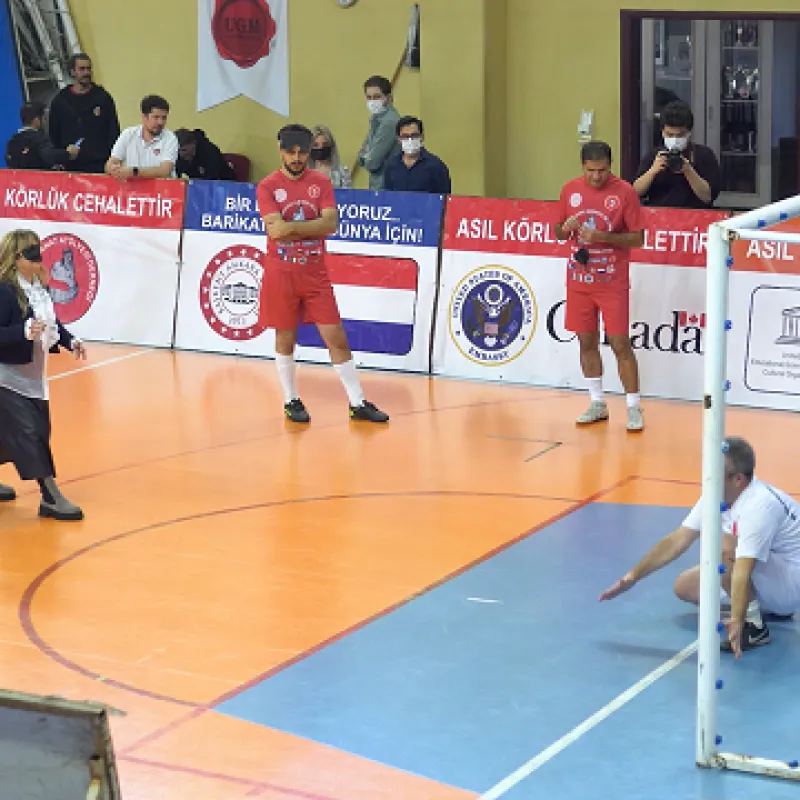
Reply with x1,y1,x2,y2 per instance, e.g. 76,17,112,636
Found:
308,124,352,188
0,229,87,521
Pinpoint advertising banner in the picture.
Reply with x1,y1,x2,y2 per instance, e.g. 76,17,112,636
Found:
0,171,184,347
175,182,444,372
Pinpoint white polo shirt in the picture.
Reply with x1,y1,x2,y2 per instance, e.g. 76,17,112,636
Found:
111,125,179,177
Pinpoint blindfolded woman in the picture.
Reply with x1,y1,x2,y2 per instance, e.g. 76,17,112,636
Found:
0,229,87,520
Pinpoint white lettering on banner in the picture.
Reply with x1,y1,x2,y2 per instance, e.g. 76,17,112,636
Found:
455,218,499,240
745,239,795,261
337,221,423,244
502,219,558,244
5,187,69,211
642,227,707,255
225,196,252,212
337,204,397,222
201,213,264,233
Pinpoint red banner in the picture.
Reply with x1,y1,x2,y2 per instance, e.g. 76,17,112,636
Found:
0,170,186,230
442,195,730,268
730,216,800,274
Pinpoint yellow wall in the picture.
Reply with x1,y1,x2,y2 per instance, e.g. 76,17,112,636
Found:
506,0,800,201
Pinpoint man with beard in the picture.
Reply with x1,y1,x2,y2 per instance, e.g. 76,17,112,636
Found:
255,124,389,425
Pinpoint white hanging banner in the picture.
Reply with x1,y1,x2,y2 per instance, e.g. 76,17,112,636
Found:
197,0,289,115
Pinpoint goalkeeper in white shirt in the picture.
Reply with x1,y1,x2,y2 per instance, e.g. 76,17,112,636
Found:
599,436,800,658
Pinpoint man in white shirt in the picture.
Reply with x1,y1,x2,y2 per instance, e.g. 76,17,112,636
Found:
105,94,178,180
599,436,800,658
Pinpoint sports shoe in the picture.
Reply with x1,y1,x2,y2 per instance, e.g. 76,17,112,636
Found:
576,401,609,426
764,610,794,622
349,400,389,423
721,621,770,653
284,398,310,423
0,483,16,502
626,405,644,432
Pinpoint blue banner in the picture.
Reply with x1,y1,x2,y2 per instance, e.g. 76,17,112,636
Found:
184,182,445,248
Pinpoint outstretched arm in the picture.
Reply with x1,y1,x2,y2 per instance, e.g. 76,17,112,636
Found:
599,525,700,601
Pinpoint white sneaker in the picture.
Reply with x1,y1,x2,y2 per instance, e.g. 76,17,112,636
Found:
576,401,609,425
626,405,644,432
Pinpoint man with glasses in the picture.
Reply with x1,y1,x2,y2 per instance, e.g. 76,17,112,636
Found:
599,436,800,658
383,116,451,195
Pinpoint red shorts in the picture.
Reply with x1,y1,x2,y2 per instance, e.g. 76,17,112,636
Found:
259,258,341,331
565,284,630,337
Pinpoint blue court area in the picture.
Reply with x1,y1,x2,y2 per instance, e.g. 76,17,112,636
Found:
217,502,800,799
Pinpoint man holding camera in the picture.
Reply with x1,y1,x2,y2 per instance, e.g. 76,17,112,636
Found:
556,141,645,432
633,101,721,209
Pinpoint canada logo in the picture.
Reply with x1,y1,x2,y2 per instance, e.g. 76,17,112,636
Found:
40,233,99,324
212,0,277,69
200,245,266,341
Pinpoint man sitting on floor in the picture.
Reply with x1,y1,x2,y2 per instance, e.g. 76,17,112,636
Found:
599,436,800,658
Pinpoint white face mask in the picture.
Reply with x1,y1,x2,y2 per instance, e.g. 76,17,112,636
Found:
664,135,689,151
401,137,422,155
367,99,385,116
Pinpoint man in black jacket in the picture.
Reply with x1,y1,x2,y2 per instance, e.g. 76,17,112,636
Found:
48,53,120,174
6,102,78,170
175,128,235,180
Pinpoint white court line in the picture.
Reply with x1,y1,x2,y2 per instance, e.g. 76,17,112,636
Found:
478,639,698,799
48,348,152,382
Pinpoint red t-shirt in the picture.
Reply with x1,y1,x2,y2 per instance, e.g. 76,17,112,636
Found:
256,168,336,261
557,174,643,290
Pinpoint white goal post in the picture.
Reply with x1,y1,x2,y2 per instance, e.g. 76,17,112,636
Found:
698,195,800,782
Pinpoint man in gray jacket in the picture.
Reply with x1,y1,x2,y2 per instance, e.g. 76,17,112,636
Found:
358,75,401,191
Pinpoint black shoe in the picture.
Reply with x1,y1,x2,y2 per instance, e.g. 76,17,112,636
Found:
284,398,310,423
721,621,770,653
0,483,15,502
764,611,794,621
349,400,389,423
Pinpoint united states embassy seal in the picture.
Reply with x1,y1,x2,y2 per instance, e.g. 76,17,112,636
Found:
212,0,276,69
201,245,266,341
40,233,99,324
449,265,537,365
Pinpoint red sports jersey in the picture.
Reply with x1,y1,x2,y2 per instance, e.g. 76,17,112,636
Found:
256,168,336,261
557,174,643,290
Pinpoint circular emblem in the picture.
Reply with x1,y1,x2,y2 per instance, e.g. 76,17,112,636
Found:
604,195,620,211
308,184,321,199
200,246,266,341
212,0,277,69
449,265,537,366
274,188,287,203
569,192,582,208
40,233,99,324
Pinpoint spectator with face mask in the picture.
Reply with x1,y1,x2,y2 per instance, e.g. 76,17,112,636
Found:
308,125,351,188
383,116,451,195
357,75,400,191
633,100,721,208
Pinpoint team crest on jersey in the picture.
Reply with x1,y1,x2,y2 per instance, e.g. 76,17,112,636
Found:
41,234,99,324
569,192,582,208
274,188,287,202
604,195,620,211
200,246,266,341
308,184,321,199
449,265,537,366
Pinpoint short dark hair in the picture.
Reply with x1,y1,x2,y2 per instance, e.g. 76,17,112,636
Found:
724,436,755,481
141,94,169,115
396,115,423,137
277,123,313,151
68,53,91,72
581,140,612,163
661,100,694,131
364,75,392,96
20,102,44,126
174,128,197,147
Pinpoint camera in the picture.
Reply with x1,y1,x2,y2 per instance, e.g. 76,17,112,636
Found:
574,247,590,266
664,149,684,172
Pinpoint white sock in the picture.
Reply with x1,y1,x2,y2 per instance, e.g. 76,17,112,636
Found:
275,354,298,403
586,377,604,404
626,393,641,409
746,599,763,627
334,359,365,407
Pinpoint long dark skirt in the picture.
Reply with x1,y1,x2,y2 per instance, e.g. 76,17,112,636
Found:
0,386,55,480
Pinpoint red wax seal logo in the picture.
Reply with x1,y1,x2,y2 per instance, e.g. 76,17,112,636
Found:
212,0,276,69
41,234,99,324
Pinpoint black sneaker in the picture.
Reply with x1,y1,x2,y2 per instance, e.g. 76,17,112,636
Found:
764,611,794,621
349,400,389,423
284,398,310,423
721,621,770,653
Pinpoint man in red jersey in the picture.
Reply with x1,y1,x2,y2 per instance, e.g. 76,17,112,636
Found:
256,124,389,424
555,141,645,432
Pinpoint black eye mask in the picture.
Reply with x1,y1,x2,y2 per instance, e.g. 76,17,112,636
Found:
20,244,42,263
